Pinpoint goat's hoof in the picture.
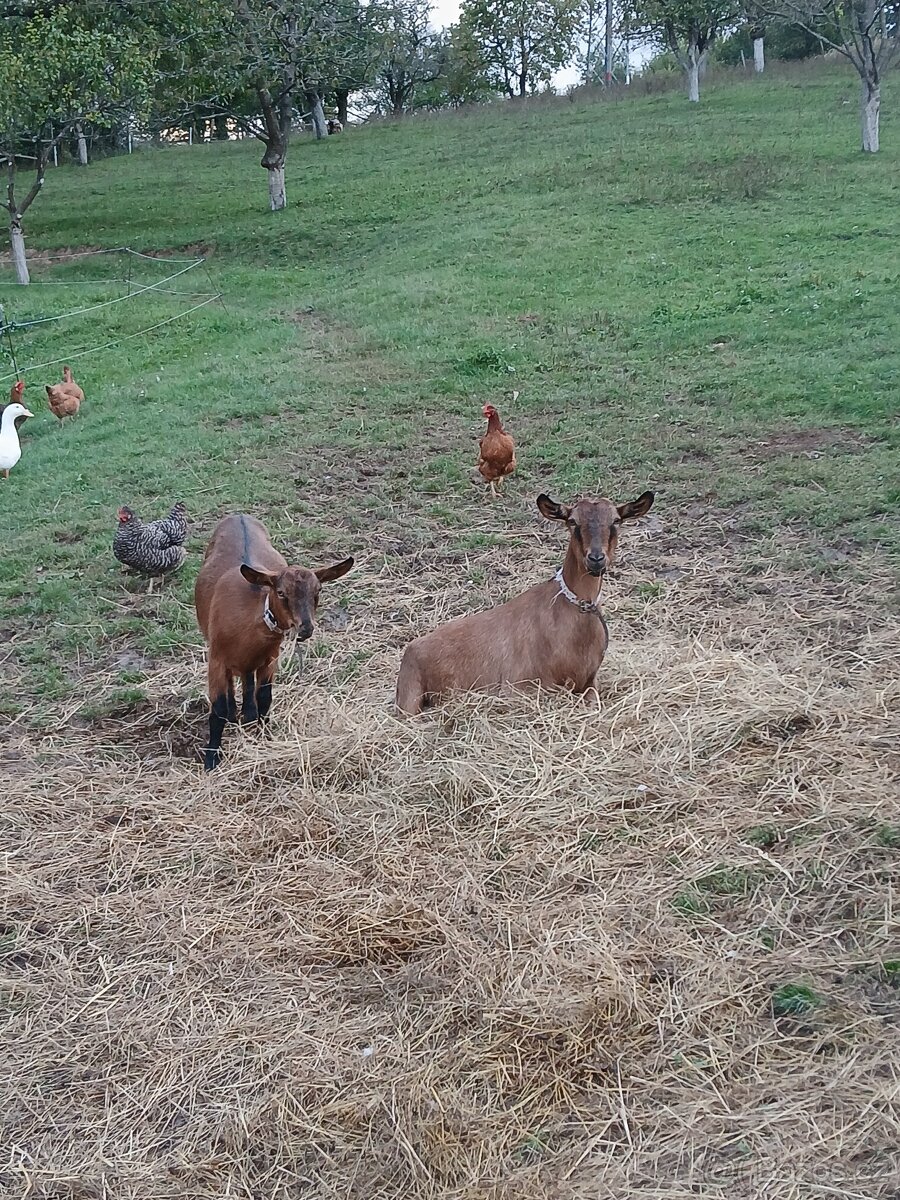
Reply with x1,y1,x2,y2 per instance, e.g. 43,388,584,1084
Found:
203,751,222,772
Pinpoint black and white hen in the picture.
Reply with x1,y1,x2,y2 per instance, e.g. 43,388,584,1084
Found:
114,501,189,591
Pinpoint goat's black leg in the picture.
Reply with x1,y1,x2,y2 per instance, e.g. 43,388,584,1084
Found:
256,662,275,729
205,664,231,771
205,692,229,771
242,671,258,724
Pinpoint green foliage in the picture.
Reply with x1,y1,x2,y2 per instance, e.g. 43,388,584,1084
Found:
714,20,837,64
770,983,821,1017
368,0,445,114
457,0,583,97
0,5,154,143
412,24,502,109
626,0,741,63
746,824,781,849
673,887,711,916
694,865,760,895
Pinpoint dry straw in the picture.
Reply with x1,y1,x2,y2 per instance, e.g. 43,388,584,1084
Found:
1,518,898,1199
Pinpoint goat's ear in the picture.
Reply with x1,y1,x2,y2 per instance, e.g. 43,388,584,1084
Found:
315,557,354,584
240,564,278,588
537,494,570,522
618,491,655,521
45,385,54,397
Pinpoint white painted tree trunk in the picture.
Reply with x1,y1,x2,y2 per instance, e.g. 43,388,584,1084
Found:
688,59,700,102
753,36,765,73
861,80,880,152
268,166,286,211
307,93,328,140
10,222,29,285
76,125,88,166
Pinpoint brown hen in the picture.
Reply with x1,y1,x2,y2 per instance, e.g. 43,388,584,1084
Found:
477,397,517,498
46,365,84,423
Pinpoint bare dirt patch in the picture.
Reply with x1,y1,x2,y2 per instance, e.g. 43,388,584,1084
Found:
2,511,898,1199
748,426,874,459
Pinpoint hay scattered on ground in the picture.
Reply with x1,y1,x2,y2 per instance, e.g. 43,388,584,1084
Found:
2,522,898,1199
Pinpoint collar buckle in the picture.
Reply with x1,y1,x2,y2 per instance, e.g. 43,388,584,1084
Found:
263,594,279,632
554,568,601,616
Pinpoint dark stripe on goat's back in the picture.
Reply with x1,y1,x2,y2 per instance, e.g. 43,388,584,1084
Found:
238,514,251,565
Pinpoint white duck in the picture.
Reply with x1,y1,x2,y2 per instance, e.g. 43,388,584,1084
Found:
0,399,34,478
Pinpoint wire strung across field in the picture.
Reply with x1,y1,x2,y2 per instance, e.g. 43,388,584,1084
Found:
0,246,223,384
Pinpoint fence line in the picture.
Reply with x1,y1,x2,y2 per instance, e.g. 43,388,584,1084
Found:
12,245,206,266
33,246,129,262
23,279,141,287
0,296,221,385
8,260,204,330
20,283,219,297
122,248,206,264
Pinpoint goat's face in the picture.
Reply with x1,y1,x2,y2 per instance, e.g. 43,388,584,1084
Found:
537,492,655,577
241,558,354,638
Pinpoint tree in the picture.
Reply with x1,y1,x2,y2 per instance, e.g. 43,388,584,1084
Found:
139,0,374,208
0,4,152,283
714,16,836,63
743,0,768,68
368,0,445,115
759,0,899,151
325,0,384,124
224,0,320,209
626,0,740,99
457,0,583,98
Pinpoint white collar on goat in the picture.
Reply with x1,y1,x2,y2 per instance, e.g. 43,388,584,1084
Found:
263,594,280,632
554,568,602,616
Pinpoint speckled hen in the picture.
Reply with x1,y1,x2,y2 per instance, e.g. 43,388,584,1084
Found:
113,502,189,592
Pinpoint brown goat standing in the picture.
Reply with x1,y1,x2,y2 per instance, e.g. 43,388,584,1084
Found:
395,491,654,714
195,514,353,770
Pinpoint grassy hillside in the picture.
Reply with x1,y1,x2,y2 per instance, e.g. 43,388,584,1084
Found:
2,65,898,701
1,64,898,1200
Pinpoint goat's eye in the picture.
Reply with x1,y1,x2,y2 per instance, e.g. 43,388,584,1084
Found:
277,590,287,601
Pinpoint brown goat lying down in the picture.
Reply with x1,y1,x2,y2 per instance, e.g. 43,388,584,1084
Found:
395,491,654,714
195,513,353,770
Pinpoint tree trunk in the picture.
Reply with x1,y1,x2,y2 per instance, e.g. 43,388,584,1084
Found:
279,91,293,142
306,91,327,139
336,89,349,126
687,61,699,102
10,218,29,285
214,114,229,140
267,166,286,211
76,124,88,165
753,36,765,73
258,85,288,210
604,0,614,83
861,78,880,152
685,41,701,102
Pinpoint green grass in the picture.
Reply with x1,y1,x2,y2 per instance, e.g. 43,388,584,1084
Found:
2,62,898,707
771,982,822,1018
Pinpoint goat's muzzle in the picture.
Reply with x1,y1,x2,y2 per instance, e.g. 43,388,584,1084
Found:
585,554,607,577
